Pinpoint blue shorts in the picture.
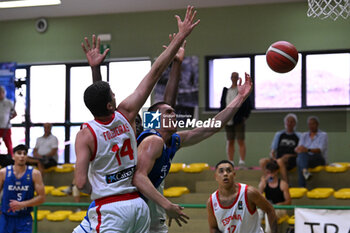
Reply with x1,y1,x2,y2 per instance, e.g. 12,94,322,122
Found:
0,214,32,233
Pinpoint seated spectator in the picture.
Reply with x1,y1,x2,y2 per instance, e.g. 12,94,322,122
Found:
295,116,328,187
27,123,58,174
260,113,301,183
258,159,291,233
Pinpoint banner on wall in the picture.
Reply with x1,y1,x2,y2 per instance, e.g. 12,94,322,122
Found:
295,208,350,233
0,62,16,102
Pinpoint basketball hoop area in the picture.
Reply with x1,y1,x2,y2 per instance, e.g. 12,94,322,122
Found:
307,0,350,20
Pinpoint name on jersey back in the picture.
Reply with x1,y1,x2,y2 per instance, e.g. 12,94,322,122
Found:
103,124,130,141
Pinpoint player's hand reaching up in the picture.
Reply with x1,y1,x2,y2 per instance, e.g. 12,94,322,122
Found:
176,5,200,38
163,33,187,63
81,34,109,67
237,72,253,99
166,203,190,227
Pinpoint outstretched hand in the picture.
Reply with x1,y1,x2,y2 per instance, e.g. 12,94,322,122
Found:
166,204,190,227
81,34,109,67
237,73,253,99
163,33,187,62
175,5,200,38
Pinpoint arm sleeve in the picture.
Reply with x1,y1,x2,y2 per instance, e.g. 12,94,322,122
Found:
271,131,282,150
298,133,306,146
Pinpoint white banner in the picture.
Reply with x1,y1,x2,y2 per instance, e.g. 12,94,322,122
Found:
295,208,350,233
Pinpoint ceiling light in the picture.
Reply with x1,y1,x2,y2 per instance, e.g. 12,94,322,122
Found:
0,0,61,8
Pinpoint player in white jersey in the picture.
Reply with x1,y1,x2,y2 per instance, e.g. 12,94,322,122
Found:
74,6,200,233
207,160,277,233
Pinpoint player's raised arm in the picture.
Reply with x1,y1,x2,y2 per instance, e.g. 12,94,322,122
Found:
178,73,252,147
163,34,186,107
118,6,200,122
133,136,189,227
81,34,110,83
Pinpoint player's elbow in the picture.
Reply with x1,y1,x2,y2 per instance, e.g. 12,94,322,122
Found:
132,172,142,189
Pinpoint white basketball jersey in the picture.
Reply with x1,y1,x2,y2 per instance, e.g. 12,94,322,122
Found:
83,111,138,200
210,183,263,233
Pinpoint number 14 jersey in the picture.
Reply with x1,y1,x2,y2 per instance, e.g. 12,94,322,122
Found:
83,111,137,200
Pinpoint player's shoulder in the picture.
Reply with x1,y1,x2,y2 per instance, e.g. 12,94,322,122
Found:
0,167,6,176
246,184,261,198
280,179,289,189
139,134,164,147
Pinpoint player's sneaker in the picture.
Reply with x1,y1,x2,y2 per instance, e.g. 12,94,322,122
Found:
303,170,312,180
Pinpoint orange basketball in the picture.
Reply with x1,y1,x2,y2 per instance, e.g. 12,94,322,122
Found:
266,41,298,73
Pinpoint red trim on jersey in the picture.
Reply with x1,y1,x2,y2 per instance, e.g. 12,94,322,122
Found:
116,110,132,126
95,192,140,206
210,192,215,217
216,183,241,209
94,113,115,125
116,110,137,140
84,123,97,161
96,205,102,233
244,185,257,215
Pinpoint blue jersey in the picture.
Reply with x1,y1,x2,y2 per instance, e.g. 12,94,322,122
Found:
137,129,181,189
1,166,34,216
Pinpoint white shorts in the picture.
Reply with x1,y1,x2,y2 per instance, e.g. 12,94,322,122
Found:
72,217,91,233
89,192,150,233
149,182,168,233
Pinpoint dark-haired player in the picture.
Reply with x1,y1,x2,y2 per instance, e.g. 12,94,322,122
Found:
74,6,200,232
133,72,252,232
0,144,45,233
207,160,277,233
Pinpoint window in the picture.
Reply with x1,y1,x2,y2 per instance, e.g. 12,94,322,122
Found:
30,65,66,123
70,66,107,122
109,60,152,109
69,126,81,163
255,54,302,109
306,53,350,106
12,69,27,124
207,57,251,109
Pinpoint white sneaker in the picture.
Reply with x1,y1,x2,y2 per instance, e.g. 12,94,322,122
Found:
303,170,312,180
238,160,246,167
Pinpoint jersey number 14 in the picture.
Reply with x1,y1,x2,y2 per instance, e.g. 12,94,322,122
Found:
112,139,134,166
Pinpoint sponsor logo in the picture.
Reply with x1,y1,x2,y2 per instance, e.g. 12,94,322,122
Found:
105,166,135,184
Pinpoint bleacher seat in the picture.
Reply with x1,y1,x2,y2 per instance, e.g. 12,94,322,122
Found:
31,210,51,221
164,186,190,197
308,166,324,172
278,214,289,224
289,187,308,198
169,163,186,173
54,165,74,173
287,215,295,225
325,163,348,173
333,188,350,199
46,210,73,221
44,186,55,194
44,167,56,173
306,188,334,199
183,163,210,173
51,186,70,197
68,211,86,222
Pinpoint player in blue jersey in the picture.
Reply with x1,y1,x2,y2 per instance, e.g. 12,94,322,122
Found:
0,144,45,233
133,56,253,233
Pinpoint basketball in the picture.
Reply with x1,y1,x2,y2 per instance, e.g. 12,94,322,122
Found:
266,41,298,73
